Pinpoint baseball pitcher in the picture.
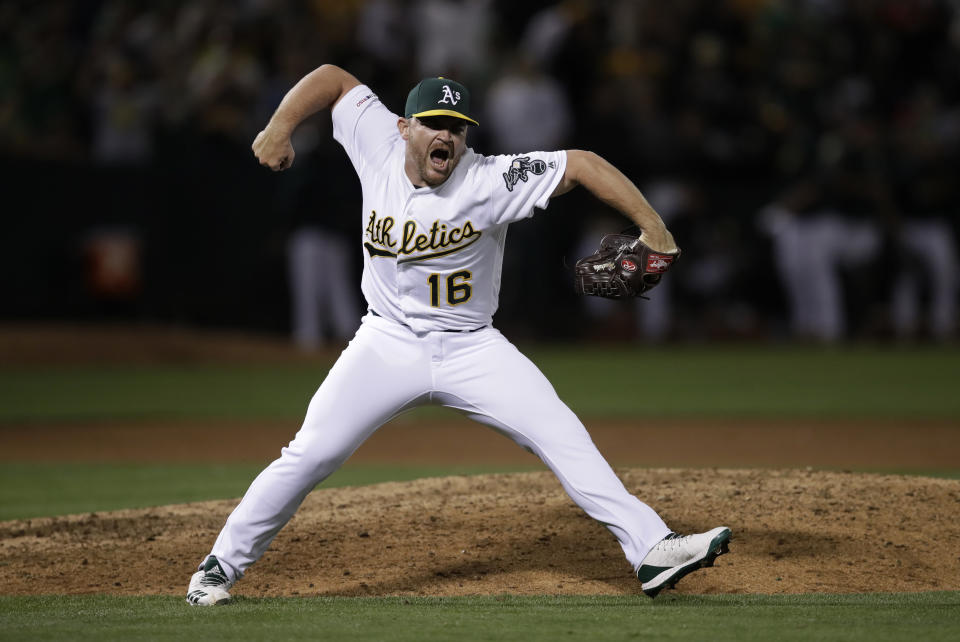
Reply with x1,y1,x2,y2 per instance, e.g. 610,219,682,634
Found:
186,65,731,605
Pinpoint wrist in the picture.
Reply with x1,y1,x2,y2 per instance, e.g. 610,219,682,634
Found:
639,229,678,254
267,113,297,138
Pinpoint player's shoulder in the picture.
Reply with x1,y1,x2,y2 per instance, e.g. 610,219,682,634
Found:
458,149,503,187
471,150,521,169
334,84,400,130
473,150,564,168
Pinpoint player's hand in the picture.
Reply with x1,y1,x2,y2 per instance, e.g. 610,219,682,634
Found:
637,229,679,255
252,126,295,171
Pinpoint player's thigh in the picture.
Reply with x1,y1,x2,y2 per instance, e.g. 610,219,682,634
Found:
292,318,431,453
439,330,590,448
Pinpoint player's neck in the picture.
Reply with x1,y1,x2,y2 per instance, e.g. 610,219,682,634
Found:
404,165,429,188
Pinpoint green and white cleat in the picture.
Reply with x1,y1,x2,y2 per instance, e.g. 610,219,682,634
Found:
637,526,731,598
186,556,234,606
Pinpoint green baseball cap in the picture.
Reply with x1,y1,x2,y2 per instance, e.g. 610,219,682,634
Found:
404,77,479,126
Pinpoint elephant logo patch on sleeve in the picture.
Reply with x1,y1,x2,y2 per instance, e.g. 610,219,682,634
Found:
502,156,554,192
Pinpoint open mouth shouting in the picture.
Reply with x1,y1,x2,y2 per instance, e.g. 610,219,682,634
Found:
429,147,451,172
403,115,467,186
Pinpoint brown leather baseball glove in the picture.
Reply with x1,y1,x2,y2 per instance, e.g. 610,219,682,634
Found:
574,233,680,299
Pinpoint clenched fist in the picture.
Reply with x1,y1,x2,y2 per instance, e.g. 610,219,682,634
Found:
252,126,295,171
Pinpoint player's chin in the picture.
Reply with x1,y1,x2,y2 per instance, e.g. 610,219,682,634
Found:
423,161,453,185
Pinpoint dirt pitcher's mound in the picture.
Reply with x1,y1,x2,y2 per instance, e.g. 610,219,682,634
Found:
1,468,958,597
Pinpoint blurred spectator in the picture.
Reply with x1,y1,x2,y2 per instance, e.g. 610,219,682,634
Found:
483,53,572,154
88,53,158,166
889,85,960,341
272,106,363,351
890,217,960,341
758,179,882,342
286,226,361,350
519,0,590,69
356,0,411,68
411,0,493,81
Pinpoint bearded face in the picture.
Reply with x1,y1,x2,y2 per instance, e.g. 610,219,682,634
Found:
399,116,469,187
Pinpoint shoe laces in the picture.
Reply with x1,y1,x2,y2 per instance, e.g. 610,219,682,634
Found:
653,532,687,553
199,569,229,587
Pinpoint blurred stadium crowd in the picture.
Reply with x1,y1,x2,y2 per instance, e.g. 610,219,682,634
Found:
2,0,958,344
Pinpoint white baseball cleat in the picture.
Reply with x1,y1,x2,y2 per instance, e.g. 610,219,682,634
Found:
186,556,234,606
637,526,731,598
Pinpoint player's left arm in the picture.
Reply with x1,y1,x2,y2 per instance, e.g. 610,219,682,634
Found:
553,149,678,254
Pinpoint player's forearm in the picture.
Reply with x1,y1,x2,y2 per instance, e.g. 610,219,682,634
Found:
267,64,359,136
563,150,677,253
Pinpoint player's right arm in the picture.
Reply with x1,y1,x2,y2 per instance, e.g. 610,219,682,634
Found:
252,64,361,171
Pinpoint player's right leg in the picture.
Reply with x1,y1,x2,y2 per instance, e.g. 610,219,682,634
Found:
434,329,671,566
187,314,431,605
434,328,731,596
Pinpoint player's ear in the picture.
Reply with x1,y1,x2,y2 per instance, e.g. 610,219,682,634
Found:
398,118,410,140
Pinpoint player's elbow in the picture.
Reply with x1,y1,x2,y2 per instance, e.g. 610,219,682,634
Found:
316,63,351,79
567,149,599,173
314,64,361,102
553,150,600,197
553,150,584,194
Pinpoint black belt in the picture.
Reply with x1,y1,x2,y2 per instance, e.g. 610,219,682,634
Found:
370,309,486,333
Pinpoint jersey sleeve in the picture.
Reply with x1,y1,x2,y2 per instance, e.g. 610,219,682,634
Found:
485,150,567,225
331,84,400,175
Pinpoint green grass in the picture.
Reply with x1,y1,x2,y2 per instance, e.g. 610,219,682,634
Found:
0,462,535,521
531,345,960,419
1,346,958,422
1,594,958,641
0,365,326,423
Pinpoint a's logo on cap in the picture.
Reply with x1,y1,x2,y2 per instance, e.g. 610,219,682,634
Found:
439,84,461,105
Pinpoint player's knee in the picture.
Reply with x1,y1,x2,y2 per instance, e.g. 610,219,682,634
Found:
281,441,348,480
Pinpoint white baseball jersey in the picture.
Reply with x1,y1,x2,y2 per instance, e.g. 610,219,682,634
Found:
332,84,567,333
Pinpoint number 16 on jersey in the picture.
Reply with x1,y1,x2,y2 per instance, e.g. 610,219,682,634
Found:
428,271,473,306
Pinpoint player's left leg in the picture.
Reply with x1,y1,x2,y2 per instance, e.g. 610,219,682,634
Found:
433,328,671,571
189,315,433,606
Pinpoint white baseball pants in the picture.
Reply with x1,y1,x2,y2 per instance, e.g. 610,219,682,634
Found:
208,313,670,579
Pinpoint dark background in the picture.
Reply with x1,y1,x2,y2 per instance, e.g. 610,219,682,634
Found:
2,0,958,343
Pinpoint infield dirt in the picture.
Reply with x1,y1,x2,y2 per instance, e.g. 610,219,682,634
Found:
1,467,959,597
1,325,959,598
